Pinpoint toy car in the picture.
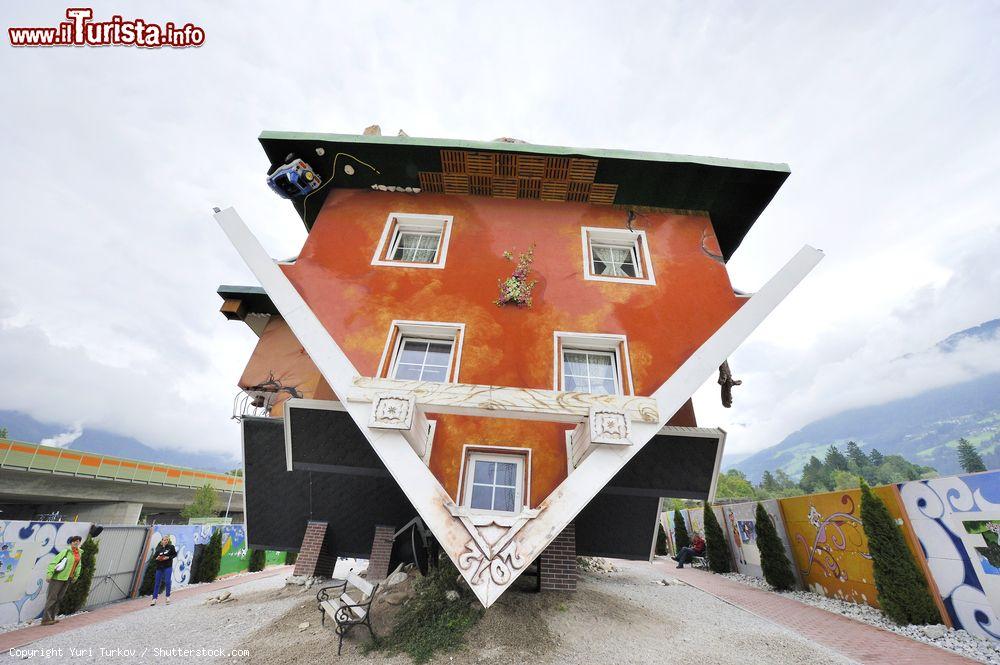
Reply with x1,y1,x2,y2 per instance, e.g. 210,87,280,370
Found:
266,153,322,199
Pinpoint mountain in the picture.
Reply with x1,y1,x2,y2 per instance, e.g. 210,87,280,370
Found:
0,410,240,473
731,318,1000,482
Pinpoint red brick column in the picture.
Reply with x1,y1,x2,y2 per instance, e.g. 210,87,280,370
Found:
366,525,396,581
540,522,577,592
293,521,337,578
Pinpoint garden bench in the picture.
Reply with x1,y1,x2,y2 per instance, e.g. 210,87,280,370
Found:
316,571,380,655
692,555,709,570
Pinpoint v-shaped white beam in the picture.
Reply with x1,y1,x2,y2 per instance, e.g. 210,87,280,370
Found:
215,207,822,607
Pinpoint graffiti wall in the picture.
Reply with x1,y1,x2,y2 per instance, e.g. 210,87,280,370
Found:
0,521,92,625
780,485,921,607
148,524,215,588
898,471,1000,643
720,499,798,586
218,525,250,577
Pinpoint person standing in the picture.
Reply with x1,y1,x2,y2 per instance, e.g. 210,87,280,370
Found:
42,535,83,625
150,535,178,606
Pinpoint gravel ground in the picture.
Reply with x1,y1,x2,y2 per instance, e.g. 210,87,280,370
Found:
1,574,311,663
239,558,855,665
722,571,1000,664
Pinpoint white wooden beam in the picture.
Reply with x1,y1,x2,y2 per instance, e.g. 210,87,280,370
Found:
347,376,658,424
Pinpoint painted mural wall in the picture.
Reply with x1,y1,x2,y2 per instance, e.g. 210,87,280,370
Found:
898,471,1000,642
780,485,922,607
147,524,282,585
0,521,92,625
720,499,798,587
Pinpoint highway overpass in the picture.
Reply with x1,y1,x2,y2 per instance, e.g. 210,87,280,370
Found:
0,439,244,524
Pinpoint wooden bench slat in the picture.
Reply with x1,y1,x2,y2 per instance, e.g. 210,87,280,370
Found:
341,593,367,619
347,572,375,597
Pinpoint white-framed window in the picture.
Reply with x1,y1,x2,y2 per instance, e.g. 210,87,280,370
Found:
372,213,453,269
461,450,528,514
562,349,619,395
391,337,454,382
553,331,634,396
377,320,465,383
581,227,655,285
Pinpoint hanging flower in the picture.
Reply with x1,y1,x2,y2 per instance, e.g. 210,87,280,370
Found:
495,244,537,307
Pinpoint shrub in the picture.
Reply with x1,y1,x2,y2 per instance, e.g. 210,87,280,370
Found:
364,557,482,664
59,537,99,615
195,529,223,583
859,481,940,625
673,509,690,550
703,503,730,574
284,551,298,566
754,502,797,591
655,523,668,555
248,548,266,572
138,552,158,596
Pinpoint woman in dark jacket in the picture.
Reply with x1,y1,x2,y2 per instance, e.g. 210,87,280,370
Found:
150,535,178,605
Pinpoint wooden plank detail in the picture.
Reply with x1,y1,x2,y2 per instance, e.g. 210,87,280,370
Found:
544,157,570,180
465,152,495,175
442,173,470,195
418,172,443,193
496,154,517,177
516,155,546,178
492,177,517,198
567,181,591,202
470,174,492,196
347,377,659,424
517,177,541,199
568,158,598,182
440,150,466,173
588,183,618,205
540,180,570,202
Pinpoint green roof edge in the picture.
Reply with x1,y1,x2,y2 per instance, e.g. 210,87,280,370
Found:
257,130,790,175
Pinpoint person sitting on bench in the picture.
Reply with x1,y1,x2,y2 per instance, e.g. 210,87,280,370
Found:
673,533,705,568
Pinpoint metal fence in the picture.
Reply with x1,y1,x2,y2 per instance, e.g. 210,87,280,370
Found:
86,526,151,608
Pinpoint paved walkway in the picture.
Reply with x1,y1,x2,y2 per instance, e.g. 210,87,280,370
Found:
659,561,977,665
0,566,291,652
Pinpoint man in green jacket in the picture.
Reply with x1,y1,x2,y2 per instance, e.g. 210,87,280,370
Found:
42,535,83,625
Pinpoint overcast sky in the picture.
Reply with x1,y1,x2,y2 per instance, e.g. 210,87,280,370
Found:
1,2,998,465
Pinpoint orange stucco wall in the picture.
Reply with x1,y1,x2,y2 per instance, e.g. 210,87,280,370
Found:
243,189,742,505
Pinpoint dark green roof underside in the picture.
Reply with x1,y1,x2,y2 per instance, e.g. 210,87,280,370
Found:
258,131,790,261
218,285,279,315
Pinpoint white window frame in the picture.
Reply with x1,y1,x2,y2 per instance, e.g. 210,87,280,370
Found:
581,226,655,285
553,331,634,396
372,213,453,269
561,348,620,396
377,320,465,383
458,446,531,515
389,336,456,383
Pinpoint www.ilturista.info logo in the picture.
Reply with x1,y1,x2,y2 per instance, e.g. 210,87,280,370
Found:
8,8,205,48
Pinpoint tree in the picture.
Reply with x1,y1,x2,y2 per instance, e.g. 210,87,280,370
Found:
59,537,99,615
655,523,668,555
824,445,851,472
248,548,266,572
715,469,758,500
702,503,730,573
0,426,8,439
845,441,869,470
799,456,831,493
226,468,243,477
181,484,219,521
138,552,158,596
194,529,222,583
755,502,796,590
673,509,690,550
831,470,861,490
957,438,987,473
859,481,940,625
760,470,779,494
868,448,885,467
284,551,298,566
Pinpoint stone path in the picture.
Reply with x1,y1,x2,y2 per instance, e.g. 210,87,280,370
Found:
661,560,978,664
0,566,291,653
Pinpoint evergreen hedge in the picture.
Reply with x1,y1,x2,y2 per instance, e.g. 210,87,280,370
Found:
138,552,158,596
859,481,940,625
284,551,298,566
754,502,797,591
655,523,668,555
58,537,98,615
195,529,223,583
248,548,266,572
673,509,690,550
703,503,730,573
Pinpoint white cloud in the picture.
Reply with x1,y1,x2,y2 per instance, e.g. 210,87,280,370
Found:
40,424,83,449
0,2,997,463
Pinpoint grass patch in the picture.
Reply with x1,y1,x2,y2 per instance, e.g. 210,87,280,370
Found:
363,558,483,664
